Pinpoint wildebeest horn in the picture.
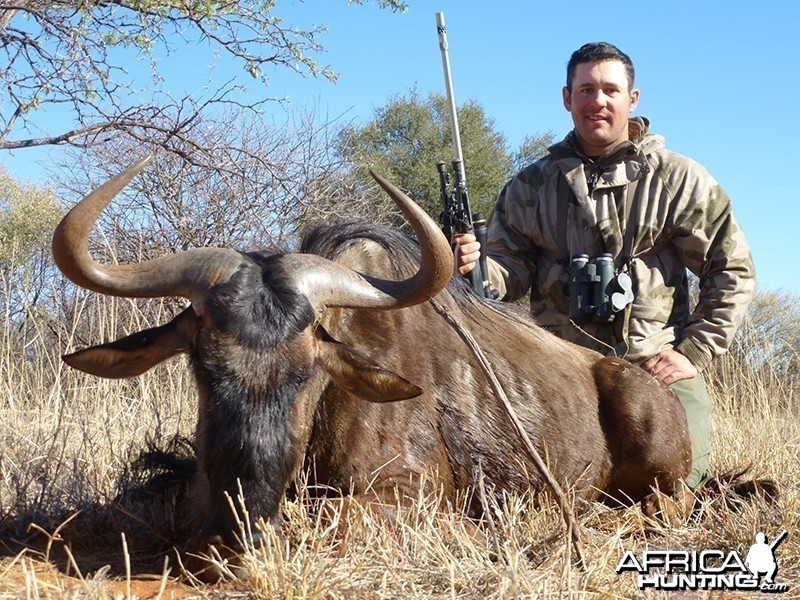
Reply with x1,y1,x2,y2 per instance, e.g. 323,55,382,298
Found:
52,156,246,304
286,170,454,311
53,161,454,311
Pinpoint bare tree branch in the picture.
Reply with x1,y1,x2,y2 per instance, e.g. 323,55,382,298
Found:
0,0,407,153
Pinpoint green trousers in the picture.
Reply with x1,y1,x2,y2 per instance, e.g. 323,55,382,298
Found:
669,374,713,488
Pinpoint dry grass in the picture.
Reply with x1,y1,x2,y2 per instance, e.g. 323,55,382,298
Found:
0,299,798,599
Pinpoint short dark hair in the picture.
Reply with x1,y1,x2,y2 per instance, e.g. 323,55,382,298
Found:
566,42,635,91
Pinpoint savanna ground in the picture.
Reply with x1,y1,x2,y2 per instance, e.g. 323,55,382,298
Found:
0,291,798,599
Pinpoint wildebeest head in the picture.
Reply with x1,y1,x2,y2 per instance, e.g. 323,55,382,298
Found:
52,157,454,547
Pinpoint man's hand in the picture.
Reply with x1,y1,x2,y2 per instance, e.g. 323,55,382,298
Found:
452,232,480,276
642,348,698,385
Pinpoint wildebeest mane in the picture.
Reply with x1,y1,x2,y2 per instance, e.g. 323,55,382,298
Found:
299,221,548,336
300,222,422,279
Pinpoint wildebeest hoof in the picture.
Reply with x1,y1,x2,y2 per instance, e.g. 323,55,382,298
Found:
641,486,695,527
184,535,249,583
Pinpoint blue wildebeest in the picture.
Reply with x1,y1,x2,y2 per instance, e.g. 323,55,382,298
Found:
52,159,691,579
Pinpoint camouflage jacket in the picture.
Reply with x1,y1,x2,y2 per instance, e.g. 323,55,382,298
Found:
485,117,755,370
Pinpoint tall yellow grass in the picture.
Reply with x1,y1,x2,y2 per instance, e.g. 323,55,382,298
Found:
0,293,797,598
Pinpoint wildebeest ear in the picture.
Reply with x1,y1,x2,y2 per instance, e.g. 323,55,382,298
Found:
63,308,198,379
315,333,422,403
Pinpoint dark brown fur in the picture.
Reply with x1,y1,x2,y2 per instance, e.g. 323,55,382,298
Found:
303,227,691,509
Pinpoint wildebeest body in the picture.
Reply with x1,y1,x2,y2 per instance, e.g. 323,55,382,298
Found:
300,224,685,507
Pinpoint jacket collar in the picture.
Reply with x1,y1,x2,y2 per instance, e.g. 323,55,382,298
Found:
548,116,661,167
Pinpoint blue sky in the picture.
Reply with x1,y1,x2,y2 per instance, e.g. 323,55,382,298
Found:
4,0,798,292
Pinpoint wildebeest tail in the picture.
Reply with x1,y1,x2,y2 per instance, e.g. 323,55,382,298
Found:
699,467,779,507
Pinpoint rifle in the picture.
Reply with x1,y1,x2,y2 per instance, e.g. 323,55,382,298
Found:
770,529,788,551
435,12,498,300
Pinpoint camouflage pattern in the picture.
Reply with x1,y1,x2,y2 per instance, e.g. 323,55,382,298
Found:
485,117,755,370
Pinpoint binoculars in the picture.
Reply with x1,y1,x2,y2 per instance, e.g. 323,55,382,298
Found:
568,253,634,323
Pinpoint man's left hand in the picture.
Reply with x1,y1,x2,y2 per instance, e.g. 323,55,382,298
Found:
642,348,698,385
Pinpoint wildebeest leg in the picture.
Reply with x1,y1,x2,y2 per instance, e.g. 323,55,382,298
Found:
183,466,283,583
306,465,477,548
316,486,491,557
593,357,692,508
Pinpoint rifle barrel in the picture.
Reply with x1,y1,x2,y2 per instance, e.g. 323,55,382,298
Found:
435,12,464,166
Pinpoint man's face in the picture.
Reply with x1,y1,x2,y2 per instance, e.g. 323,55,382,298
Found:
562,59,640,156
